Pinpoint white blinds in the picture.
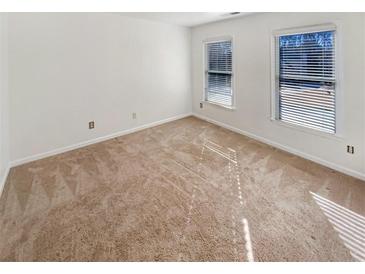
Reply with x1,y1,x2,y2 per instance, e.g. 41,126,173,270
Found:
278,30,336,133
205,40,233,106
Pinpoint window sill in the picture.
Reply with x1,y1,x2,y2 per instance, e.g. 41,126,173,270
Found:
270,118,344,141
202,100,236,110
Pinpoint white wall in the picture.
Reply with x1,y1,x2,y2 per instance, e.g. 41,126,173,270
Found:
192,13,365,179
8,13,192,163
0,13,10,191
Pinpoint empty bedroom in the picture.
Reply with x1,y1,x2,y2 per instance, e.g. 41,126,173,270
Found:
0,1,364,270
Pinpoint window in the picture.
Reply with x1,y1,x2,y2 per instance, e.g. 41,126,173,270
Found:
274,28,336,134
205,39,233,107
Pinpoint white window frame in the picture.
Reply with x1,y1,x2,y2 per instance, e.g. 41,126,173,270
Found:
203,36,235,110
270,23,343,139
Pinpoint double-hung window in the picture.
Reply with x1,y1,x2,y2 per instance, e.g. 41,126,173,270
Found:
204,39,233,107
273,28,336,134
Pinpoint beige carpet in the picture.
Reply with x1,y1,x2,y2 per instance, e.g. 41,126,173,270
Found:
0,116,364,261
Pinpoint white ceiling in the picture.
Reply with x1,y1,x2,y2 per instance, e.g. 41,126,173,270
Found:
120,12,251,27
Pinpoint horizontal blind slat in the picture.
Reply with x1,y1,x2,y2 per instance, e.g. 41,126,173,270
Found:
279,101,335,115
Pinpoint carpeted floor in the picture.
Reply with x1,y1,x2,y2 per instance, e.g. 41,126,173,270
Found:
0,116,364,262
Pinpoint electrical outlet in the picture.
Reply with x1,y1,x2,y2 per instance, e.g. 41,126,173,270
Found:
132,113,137,119
347,145,354,154
200,102,203,109
89,121,95,129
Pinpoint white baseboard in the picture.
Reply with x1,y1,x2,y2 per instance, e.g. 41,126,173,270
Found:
11,113,192,168
9,111,365,182
0,164,10,199
193,113,365,181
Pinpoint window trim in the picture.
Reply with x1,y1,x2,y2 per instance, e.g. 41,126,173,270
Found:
270,23,344,139
203,36,235,109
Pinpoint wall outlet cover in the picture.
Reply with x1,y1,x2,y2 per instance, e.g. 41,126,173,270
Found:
89,121,95,129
